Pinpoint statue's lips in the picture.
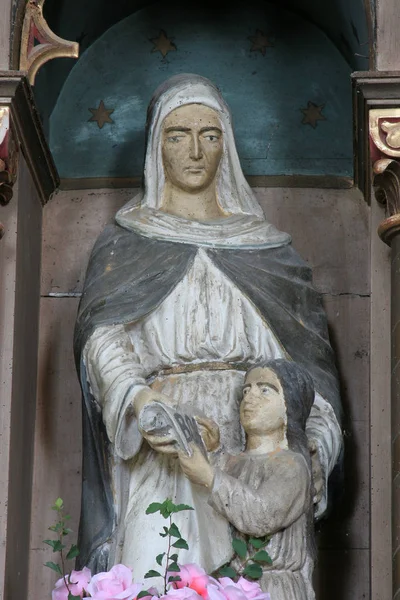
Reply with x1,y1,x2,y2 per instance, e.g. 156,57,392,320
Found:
185,167,205,174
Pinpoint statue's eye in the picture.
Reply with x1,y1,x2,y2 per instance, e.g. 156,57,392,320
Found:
205,135,219,142
261,386,271,394
243,387,250,395
167,136,182,143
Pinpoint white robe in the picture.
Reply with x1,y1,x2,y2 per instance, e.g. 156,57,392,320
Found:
83,248,342,580
209,450,315,600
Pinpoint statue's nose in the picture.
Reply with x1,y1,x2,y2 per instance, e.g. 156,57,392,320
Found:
189,135,203,160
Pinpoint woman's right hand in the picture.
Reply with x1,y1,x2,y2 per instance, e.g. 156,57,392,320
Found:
133,387,179,456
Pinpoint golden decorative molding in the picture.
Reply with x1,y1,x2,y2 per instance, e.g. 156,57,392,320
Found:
369,109,400,245
374,159,400,245
370,108,400,160
19,0,79,85
0,72,59,206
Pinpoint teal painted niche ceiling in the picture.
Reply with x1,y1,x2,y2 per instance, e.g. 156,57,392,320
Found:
49,1,354,179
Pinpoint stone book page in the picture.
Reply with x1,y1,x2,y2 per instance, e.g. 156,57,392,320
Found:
139,401,206,457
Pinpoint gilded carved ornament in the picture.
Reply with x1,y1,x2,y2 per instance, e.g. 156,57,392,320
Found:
370,108,400,245
20,0,79,85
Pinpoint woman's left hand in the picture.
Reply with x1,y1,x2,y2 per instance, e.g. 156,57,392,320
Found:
178,445,215,489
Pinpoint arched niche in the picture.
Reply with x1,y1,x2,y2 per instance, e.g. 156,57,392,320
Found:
9,0,373,184
47,1,354,181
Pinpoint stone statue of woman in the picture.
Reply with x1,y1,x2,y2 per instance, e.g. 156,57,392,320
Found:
74,74,342,579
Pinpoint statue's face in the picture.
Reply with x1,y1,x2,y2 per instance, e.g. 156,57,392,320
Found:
161,103,223,192
240,367,286,435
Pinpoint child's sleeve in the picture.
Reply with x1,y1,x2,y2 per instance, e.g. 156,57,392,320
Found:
208,453,311,537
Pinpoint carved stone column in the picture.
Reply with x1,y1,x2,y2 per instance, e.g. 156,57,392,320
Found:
373,158,400,598
370,106,400,599
0,71,58,599
353,72,400,600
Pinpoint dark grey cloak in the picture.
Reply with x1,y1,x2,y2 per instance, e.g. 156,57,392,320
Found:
74,222,341,572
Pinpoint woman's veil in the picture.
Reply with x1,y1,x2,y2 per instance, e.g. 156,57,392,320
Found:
116,74,290,249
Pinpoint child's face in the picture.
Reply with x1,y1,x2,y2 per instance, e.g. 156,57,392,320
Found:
240,367,286,435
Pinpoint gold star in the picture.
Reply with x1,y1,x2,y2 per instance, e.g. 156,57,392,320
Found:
248,30,274,56
300,102,326,128
150,30,176,58
88,100,114,129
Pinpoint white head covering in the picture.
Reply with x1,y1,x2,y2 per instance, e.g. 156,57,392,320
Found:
116,74,290,249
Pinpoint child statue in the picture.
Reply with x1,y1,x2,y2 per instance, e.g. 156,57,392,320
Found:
179,359,316,600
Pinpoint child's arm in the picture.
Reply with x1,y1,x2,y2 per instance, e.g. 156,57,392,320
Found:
179,449,311,537
209,453,310,537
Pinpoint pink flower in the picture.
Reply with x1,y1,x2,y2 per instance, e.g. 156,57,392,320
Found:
52,567,91,600
214,578,270,600
234,578,267,600
216,582,247,600
87,564,143,600
169,564,211,599
164,586,204,600
207,584,227,600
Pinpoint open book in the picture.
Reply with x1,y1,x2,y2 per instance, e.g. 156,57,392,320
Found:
139,401,206,457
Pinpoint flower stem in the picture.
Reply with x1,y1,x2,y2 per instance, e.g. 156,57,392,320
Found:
58,508,71,596
163,516,172,595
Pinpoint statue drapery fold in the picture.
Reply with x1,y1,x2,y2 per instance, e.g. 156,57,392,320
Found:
74,224,341,570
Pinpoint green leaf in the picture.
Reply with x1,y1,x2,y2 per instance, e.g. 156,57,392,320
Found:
232,538,247,559
137,591,151,599
62,528,73,536
44,561,62,575
248,538,266,549
52,498,64,511
146,503,163,514
49,523,63,534
171,504,194,513
169,523,181,538
253,550,272,565
160,506,172,519
168,576,182,583
43,539,65,552
144,570,162,578
156,553,165,566
172,538,189,550
160,526,169,538
165,499,176,511
68,594,81,600
66,545,80,560
168,562,180,572
170,554,178,562
218,566,237,579
243,563,263,580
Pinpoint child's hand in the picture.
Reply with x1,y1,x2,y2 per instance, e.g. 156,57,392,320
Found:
195,416,220,452
178,445,215,489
